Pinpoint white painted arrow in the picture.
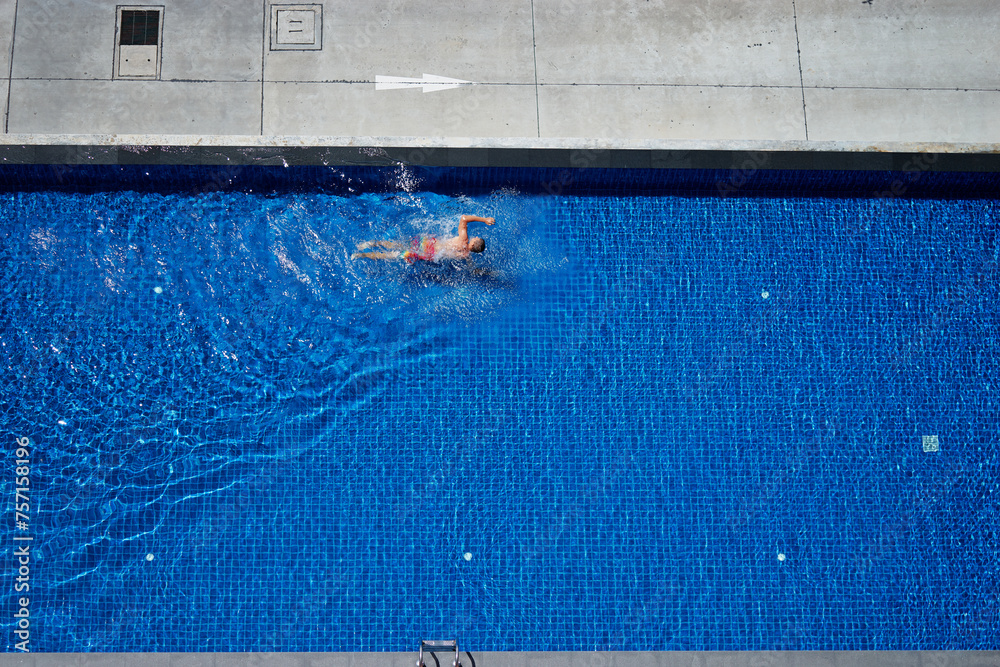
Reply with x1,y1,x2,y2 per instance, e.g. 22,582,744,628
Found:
375,73,473,93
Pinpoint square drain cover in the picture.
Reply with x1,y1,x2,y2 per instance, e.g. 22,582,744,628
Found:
270,4,322,50
922,435,939,452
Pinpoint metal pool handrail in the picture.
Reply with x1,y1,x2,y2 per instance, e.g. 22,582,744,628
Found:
417,639,460,667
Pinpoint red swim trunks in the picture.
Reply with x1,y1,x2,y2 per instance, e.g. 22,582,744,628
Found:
402,236,436,263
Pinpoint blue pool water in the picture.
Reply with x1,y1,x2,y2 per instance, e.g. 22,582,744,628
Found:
2,166,999,652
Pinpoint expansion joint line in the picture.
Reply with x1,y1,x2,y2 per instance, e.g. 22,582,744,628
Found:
5,0,19,133
791,0,809,140
530,0,540,138
259,0,267,135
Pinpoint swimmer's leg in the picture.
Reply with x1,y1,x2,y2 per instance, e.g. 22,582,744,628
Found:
351,251,403,260
357,240,405,251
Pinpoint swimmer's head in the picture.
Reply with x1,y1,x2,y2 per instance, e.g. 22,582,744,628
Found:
469,237,486,253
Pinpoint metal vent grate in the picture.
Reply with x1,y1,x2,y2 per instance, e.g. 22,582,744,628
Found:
114,5,164,79
119,10,160,46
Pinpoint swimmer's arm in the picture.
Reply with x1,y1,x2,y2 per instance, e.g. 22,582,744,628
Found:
460,215,495,226
457,215,495,243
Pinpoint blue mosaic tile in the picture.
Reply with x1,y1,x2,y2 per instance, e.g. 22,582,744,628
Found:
0,166,998,652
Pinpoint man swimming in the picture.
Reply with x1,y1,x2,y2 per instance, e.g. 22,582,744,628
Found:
352,214,495,262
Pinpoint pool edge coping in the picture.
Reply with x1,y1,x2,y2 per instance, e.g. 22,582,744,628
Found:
1,135,1000,171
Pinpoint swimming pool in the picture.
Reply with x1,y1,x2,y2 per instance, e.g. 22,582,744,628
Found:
2,165,998,652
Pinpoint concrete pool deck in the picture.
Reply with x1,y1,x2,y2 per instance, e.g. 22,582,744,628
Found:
1,0,999,163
